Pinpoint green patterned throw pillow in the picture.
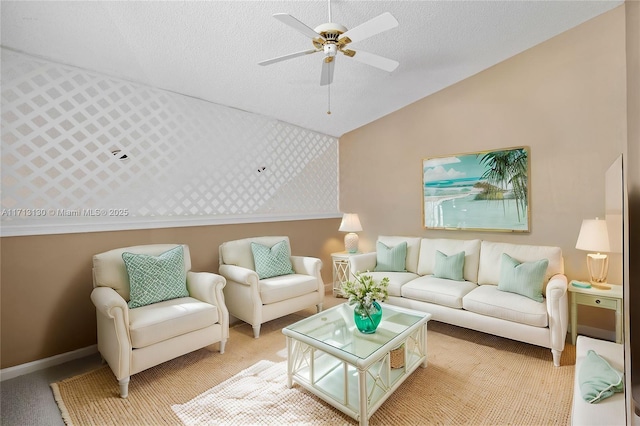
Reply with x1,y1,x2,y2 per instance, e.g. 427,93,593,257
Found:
433,250,465,281
251,240,295,279
374,241,407,272
497,253,548,302
123,245,188,309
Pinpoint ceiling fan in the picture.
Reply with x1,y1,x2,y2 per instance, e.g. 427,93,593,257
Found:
258,1,400,88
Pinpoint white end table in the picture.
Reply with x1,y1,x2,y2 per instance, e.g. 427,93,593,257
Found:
568,280,623,345
331,251,361,297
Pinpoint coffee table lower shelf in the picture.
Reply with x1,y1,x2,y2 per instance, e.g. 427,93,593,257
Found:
284,322,428,426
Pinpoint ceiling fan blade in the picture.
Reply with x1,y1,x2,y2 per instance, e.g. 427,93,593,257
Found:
348,50,399,73
320,59,335,86
273,13,324,40
339,12,398,44
259,49,318,66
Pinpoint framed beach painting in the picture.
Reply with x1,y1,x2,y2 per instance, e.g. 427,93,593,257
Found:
423,146,530,232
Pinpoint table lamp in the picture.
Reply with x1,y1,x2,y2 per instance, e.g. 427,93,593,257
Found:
575,218,611,288
339,213,362,253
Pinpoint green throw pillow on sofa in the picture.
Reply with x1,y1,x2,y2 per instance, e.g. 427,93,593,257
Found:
374,241,407,272
251,240,295,279
497,253,548,302
123,245,189,309
433,250,465,281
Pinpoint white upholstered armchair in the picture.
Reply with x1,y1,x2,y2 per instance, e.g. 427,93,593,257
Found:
218,236,323,338
91,244,229,398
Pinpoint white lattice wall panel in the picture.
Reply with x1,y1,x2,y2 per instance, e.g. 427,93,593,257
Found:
1,50,338,234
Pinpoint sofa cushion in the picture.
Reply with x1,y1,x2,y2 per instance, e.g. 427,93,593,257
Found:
129,296,219,348
462,285,548,327
417,238,481,283
259,274,318,304
401,275,478,309
377,236,422,273
374,241,407,272
123,245,189,309
366,271,419,297
478,241,563,292
434,250,465,281
498,253,548,302
251,240,295,279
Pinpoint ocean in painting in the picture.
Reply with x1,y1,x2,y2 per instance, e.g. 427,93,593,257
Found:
424,177,528,230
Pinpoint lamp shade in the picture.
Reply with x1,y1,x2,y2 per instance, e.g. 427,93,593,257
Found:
339,213,363,233
575,218,610,253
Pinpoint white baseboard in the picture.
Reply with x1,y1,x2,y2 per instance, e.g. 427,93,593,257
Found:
0,344,98,382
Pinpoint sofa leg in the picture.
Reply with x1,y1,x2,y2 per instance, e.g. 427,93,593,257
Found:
118,376,130,398
219,339,227,354
253,325,260,338
551,349,561,367
316,303,323,313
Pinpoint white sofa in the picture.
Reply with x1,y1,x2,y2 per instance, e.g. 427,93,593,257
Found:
349,236,568,366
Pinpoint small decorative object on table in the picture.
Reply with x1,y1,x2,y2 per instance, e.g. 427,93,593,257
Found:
341,272,389,334
390,344,405,369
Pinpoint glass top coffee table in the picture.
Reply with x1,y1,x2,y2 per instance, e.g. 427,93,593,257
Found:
282,302,431,426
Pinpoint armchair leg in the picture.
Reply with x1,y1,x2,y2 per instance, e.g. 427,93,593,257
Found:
118,376,130,398
219,339,227,354
551,349,561,367
253,325,261,339
316,303,323,313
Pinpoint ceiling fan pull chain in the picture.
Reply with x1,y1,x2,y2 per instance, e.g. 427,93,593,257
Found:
327,84,331,115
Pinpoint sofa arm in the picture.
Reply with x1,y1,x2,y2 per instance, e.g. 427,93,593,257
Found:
349,252,377,279
187,271,229,339
219,264,259,286
546,273,569,361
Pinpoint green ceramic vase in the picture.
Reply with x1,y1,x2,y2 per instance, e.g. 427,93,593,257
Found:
353,301,382,334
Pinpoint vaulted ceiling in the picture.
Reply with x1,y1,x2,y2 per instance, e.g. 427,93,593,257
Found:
1,1,622,137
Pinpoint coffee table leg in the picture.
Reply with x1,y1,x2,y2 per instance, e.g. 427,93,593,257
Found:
421,324,428,368
286,336,293,388
358,368,368,426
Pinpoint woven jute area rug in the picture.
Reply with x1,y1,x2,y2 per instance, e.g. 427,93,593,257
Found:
51,307,576,425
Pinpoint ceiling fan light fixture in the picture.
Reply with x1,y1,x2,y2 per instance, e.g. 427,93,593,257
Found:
324,43,337,57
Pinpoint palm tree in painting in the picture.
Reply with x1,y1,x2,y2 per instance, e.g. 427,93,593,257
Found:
478,149,528,222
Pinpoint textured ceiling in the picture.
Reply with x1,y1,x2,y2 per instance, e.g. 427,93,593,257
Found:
1,1,623,137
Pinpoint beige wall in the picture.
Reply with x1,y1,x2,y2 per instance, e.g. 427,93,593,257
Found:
340,7,627,331
0,218,343,368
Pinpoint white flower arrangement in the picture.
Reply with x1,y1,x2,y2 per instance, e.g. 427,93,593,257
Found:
341,271,390,310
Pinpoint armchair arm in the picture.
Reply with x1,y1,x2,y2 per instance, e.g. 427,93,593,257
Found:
91,286,130,324
290,256,322,277
187,271,229,339
349,252,378,278
90,286,131,380
545,274,569,354
291,255,324,293
218,264,259,286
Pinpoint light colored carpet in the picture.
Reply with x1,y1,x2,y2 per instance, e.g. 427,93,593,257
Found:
172,360,346,425
51,307,576,425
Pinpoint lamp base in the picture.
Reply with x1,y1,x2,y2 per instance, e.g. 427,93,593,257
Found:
586,253,609,286
344,233,359,254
